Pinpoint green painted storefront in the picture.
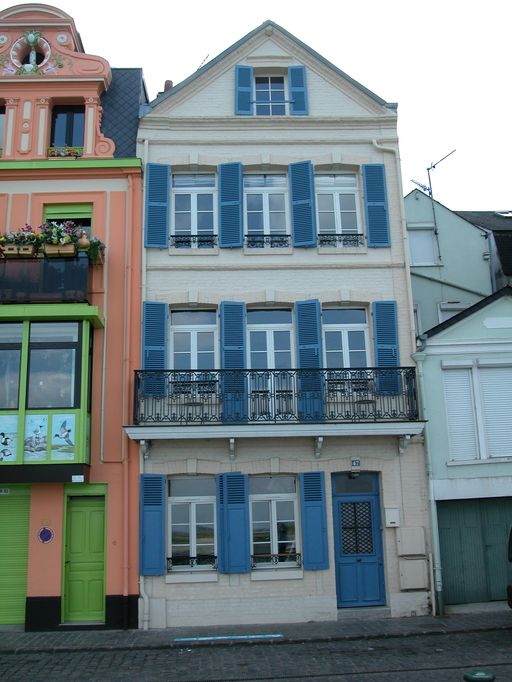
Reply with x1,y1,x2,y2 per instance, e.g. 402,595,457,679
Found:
438,497,512,604
0,485,30,624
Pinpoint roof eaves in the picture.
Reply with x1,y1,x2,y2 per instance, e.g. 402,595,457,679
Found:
145,19,392,113
423,286,512,338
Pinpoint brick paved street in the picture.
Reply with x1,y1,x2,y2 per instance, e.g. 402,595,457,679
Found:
1,628,512,681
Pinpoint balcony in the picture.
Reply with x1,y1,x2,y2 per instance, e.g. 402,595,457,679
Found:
132,368,419,426
0,252,90,303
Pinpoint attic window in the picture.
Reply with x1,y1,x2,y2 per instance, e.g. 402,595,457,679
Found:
235,65,308,116
255,76,286,116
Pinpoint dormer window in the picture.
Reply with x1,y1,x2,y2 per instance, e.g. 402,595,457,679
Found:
235,65,308,116
50,105,85,148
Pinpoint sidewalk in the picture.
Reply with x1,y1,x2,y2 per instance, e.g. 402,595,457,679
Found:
1,608,511,655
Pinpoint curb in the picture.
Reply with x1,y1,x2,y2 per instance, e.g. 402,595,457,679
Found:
2,623,511,656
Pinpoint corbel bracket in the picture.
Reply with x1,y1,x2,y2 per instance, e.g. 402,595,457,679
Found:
229,437,236,461
140,439,151,460
398,435,411,456
314,436,324,459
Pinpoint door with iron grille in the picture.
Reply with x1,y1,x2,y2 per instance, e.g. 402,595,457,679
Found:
332,472,385,607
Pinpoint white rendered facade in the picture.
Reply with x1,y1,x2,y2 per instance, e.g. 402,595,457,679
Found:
132,21,429,628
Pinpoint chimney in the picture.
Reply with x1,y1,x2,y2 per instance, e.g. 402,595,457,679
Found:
164,80,173,91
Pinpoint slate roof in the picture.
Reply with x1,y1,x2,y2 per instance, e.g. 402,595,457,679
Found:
423,285,512,338
101,68,148,158
146,19,395,112
455,211,512,232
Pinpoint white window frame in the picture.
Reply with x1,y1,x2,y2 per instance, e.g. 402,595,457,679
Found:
169,311,218,371
244,174,290,247
247,317,295,370
443,362,512,461
167,479,217,572
253,74,288,116
170,174,217,249
315,174,363,247
249,477,300,568
322,309,370,369
407,223,437,265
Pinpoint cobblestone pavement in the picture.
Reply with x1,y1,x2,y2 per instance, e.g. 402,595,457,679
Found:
1,628,512,681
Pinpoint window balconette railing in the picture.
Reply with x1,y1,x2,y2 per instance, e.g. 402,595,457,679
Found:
133,367,418,425
169,235,218,248
318,233,365,247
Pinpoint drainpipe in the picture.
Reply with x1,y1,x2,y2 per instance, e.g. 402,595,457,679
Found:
139,442,150,630
414,353,444,615
138,138,151,630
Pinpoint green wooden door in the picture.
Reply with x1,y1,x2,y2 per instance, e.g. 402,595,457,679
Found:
63,496,105,623
0,486,30,624
438,498,512,605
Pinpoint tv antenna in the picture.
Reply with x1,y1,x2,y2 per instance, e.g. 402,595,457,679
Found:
197,54,209,70
410,148,456,199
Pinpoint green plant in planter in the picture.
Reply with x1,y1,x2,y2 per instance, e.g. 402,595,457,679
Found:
0,224,43,252
87,237,106,266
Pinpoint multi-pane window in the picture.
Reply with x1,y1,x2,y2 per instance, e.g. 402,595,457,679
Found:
316,174,362,247
50,105,85,148
244,175,289,247
27,322,81,409
168,477,216,570
0,323,22,410
249,476,299,567
170,311,217,370
247,310,294,418
255,76,286,116
171,174,216,248
323,309,369,368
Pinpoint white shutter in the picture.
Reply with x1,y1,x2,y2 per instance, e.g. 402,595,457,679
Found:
442,369,479,461
479,367,512,457
408,230,436,265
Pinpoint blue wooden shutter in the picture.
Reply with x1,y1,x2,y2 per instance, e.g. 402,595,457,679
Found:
288,66,308,115
372,300,400,394
300,472,329,570
235,65,253,115
140,474,166,575
142,301,168,396
219,162,243,248
289,161,317,247
363,164,390,247
295,299,324,421
144,163,170,248
220,301,248,422
216,472,251,573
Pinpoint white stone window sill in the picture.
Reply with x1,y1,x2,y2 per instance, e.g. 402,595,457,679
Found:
165,571,219,583
169,247,220,256
317,246,368,255
447,456,512,466
250,568,303,581
243,247,293,256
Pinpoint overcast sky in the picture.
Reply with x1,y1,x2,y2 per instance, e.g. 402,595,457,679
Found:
42,0,510,210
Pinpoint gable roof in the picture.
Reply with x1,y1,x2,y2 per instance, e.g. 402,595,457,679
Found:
423,286,512,339
404,189,488,234
146,19,395,112
101,68,148,158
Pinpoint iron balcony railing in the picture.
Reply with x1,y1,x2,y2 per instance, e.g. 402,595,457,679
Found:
133,367,418,425
169,235,218,248
245,233,291,248
318,233,365,247
0,252,90,304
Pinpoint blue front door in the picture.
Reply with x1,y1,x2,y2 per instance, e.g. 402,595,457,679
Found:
332,473,385,607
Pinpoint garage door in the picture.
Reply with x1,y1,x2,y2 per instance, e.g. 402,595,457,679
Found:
0,486,30,624
438,497,512,605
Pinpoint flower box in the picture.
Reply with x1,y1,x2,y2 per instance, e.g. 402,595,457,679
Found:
3,244,35,257
44,243,77,257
